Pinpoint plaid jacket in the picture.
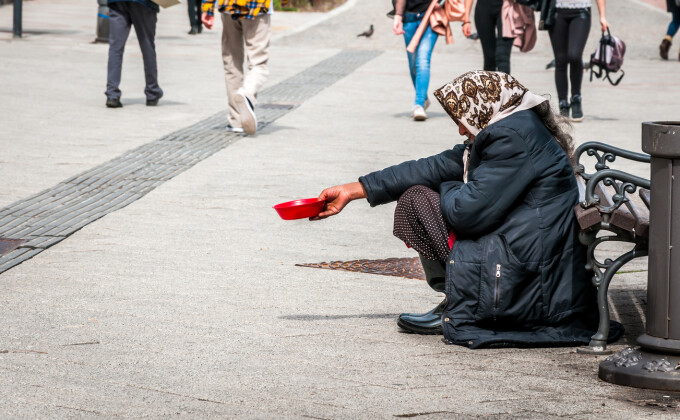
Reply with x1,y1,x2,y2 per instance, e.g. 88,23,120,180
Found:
202,0,271,20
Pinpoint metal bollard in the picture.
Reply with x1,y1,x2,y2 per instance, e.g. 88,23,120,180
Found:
95,0,109,43
599,122,680,391
13,0,22,38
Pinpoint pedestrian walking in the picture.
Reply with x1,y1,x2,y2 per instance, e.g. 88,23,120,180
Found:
202,0,272,135
462,0,514,74
390,0,441,121
659,0,680,60
546,0,608,122
312,71,610,348
105,0,164,108
187,0,203,34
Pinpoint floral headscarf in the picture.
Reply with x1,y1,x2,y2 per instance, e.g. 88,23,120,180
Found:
433,71,547,136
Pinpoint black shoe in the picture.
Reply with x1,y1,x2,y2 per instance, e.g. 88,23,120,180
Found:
558,99,569,118
197,24,203,34
570,94,583,122
660,38,671,60
397,297,446,335
188,26,198,35
146,92,163,106
106,97,122,108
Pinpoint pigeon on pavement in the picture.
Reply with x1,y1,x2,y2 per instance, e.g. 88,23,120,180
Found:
357,24,374,38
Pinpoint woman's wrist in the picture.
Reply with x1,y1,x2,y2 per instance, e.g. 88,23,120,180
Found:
347,182,367,200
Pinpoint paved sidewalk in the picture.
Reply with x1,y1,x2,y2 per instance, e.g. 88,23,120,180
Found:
1,0,679,417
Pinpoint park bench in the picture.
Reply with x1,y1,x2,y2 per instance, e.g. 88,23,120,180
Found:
573,141,651,353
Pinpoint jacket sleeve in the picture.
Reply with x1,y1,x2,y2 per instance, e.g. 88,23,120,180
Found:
359,145,465,207
441,127,535,237
203,0,216,16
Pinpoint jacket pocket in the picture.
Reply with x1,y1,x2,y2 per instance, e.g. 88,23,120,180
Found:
477,234,542,324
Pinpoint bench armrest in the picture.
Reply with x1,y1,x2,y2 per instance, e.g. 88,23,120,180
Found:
575,141,650,181
583,169,651,214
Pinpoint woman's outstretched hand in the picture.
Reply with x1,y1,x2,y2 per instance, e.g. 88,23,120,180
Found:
310,182,367,220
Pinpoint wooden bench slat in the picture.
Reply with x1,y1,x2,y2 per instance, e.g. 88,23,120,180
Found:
574,177,603,230
626,189,650,239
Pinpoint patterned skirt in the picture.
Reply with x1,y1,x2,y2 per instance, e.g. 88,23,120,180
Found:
393,185,455,262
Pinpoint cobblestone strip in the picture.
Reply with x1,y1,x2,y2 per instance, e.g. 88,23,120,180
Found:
0,50,382,274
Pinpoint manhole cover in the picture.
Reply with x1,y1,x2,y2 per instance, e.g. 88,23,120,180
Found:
0,238,25,256
296,257,425,280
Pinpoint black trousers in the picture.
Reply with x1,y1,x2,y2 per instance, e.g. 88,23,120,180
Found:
474,0,514,74
106,2,162,101
187,0,202,29
548,8,591,101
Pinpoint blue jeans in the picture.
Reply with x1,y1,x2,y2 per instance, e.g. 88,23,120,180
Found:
403,14,438,107
668,1,680,38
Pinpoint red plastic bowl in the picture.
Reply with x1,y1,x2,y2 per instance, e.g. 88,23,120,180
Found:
273,198,325,220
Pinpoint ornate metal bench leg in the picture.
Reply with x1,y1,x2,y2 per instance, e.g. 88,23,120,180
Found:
578,246,647,355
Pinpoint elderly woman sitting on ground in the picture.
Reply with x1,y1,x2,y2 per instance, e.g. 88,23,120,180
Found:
314,71,620,348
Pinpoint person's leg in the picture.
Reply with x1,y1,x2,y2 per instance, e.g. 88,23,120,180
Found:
242,14,271,103
493,8,514,74
187,0,198,33
662,2,680,59
566,9,590,121
402,17,419,91
669,1,680,37
393,185,451,263
566,10,590,98
129,3,162,102
393,185,451,334
413,25,438,108
105,3,132,102
475,1,497,71
549,9,571,114
221,14,245,128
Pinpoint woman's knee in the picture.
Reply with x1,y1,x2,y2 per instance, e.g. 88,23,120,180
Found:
397,185,436,206
566,51,583,67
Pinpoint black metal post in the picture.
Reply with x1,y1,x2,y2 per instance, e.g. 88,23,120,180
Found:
13,0,22,38
599,122,680,391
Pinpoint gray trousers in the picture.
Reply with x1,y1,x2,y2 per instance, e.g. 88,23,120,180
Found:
106,2,163,101
221,13,270,128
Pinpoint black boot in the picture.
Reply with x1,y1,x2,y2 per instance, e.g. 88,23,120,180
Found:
397,297,447,334
660,37,671,60
397,257,446,335
558,99,570,118
570,94,583,122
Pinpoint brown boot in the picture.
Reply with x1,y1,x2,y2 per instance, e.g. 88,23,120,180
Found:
660,36,672,60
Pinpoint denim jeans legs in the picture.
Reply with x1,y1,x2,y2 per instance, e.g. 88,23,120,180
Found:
403,17,438,107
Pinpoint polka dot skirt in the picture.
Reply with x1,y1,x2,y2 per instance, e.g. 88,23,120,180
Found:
393,185,453,262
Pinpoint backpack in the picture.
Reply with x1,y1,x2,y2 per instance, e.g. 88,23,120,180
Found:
590,28,626,86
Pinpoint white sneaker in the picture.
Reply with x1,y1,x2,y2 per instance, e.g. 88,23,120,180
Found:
225,124,244,133
412,105,427,121
235,88,257,135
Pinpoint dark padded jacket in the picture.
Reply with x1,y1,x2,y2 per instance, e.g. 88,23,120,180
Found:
359,110,602,348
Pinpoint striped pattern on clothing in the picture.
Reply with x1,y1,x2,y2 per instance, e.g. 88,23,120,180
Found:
202,0,271,19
